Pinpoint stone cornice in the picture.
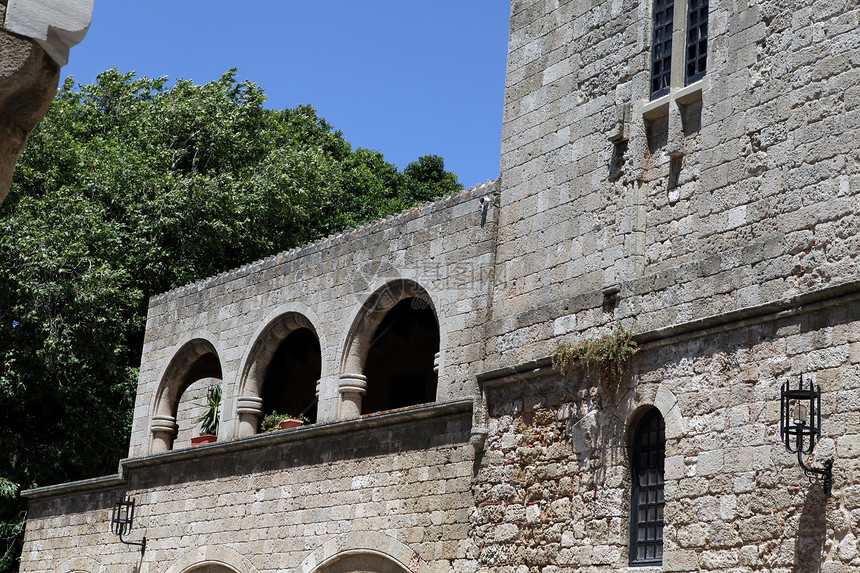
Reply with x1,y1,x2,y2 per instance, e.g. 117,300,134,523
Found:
479,278,860,387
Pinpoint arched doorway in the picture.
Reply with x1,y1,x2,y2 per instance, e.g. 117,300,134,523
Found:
315,553,409,573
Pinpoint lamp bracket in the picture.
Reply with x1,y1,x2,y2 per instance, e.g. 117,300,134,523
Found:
797,451,833,495
111,496,147,554
119,532,147,554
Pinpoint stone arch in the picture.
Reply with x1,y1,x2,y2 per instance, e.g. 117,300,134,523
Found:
619,382,685,445
235,310,322,437
312,553,409,573
150,337,223,454
339,279,440,418
298,531,426,573
166,545,257,573
56,556,100,573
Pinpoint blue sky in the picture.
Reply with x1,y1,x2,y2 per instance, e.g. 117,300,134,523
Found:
61,2,511,189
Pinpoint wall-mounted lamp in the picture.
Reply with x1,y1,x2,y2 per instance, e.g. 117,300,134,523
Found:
479,195,492,227
780,374,833,495
110,496,146,554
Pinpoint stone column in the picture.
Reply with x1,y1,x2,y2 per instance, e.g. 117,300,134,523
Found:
338,373,367,419
150,415,177,454
236,396,264,438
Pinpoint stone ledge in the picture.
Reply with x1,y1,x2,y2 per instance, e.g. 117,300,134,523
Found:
21,473,125,501
23,398,474,500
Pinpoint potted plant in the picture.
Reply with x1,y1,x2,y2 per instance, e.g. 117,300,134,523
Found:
260,411,309,432
191,385,221,445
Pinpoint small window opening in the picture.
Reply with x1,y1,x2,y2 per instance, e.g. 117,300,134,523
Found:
362,297,439,414
260,327,321,423
609,140,629,180
651,0,674,98
685,0,708,84
630,408,665,566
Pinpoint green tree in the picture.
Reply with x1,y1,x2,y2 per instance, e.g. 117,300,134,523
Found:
0,68,462,572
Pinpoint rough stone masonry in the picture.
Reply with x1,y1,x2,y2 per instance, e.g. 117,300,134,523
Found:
19,0,860,572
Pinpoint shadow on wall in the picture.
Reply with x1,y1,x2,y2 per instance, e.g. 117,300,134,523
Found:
794,490,827,573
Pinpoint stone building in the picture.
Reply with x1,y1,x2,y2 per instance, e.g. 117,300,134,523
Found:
20,0,860,572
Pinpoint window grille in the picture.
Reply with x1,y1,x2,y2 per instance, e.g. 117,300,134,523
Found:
685,0,708,83
630,409,665,565
650,0,674,98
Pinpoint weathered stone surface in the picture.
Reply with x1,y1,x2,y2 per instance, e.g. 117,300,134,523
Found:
0,1,60,203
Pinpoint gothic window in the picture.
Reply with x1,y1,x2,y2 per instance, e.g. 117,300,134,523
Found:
630,408,665,565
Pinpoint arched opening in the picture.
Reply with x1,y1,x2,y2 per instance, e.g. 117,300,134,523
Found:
236,313,322,436
629,407,665,566
260,327,321,423
174,353,222,448
315,553,409,573
361,297,439,414
339,281,441,418
185,567,238,573
151,339,223,453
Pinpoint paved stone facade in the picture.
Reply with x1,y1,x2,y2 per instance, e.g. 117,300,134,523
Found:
20,0,860,572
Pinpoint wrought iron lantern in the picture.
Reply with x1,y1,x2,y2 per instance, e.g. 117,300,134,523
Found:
110,496,146,554
780,374,833,494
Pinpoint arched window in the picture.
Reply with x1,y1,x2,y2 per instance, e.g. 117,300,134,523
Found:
151,339,223,453
236,313,322,437
361,297,439,414
260,326,321,423
630,408,665,565
339,281,440,419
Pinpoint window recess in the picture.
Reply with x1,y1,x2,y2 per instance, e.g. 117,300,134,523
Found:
630,409,666,566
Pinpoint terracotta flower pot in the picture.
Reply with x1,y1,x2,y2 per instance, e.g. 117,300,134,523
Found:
278,419,304,430
191,434,217,446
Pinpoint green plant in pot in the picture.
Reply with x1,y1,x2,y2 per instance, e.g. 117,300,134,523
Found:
261,411,309,432
192,385,221,445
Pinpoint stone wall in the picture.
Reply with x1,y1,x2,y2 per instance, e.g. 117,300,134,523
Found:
128,180,499,458
487,0,860,370
22,404,475,573
19,0,860,572
473,295,860,573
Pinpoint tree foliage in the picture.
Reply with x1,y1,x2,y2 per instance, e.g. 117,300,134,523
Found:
0,68,462,571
